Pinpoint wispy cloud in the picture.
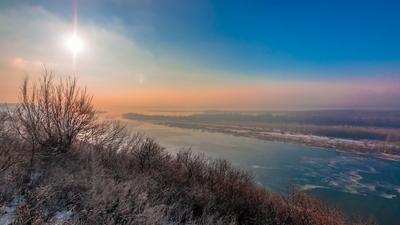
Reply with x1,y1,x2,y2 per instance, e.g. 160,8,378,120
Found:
0,4,235,100
1,3,400,111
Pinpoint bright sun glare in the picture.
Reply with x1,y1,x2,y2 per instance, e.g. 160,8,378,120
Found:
65,34,84,54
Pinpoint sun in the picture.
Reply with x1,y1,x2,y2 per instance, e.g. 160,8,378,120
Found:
65,34,84,54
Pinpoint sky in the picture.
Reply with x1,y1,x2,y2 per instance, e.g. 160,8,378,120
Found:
0,0,399,111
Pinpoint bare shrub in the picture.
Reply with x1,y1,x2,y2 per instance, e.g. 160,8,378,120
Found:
12,70,97,163
0,112,17,174
88,121,146,180
175,150,208,184
134,137,169,172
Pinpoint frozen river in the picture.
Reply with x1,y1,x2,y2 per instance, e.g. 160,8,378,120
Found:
122,118,400,225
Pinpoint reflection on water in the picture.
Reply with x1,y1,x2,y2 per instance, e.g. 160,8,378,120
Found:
122,118,400,225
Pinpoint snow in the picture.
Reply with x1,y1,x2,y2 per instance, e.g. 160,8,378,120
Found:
51,210,73,225
0,196,24,225
0,196,73,225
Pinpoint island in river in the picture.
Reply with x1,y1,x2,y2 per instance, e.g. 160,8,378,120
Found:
123,110,400,161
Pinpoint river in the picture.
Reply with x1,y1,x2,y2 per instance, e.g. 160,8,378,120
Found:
121,118,400,225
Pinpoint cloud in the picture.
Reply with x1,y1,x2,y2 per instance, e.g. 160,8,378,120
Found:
1,3,400,111
0,4,235,102
0,4,155,79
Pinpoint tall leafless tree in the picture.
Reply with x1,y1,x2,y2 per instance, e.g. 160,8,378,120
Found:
12,69,97,164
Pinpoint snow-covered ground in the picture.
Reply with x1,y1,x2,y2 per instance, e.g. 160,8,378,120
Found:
0,196,24,225
0,196,73,225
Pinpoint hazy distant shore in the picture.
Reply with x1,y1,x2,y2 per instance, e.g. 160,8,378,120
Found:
123,112,400,161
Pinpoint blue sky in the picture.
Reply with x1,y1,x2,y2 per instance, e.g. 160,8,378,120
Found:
3,0,399,78
136,0,400,76
97,0,400,77
0,0,400,110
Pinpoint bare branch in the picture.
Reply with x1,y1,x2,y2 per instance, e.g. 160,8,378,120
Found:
12,70,97,161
